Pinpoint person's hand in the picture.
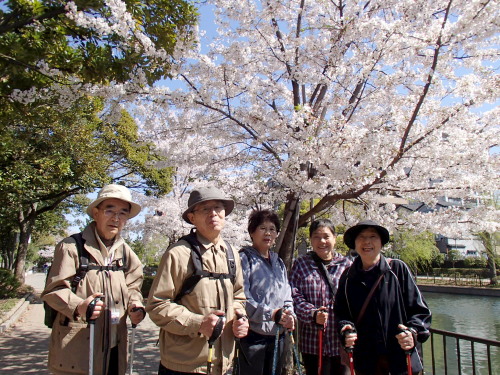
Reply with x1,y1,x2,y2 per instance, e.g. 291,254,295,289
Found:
280,309,295,330
199,310,225,338
396,324,415,351
77,293,104,321
341,324,357,348
128,304,146,326
232,309,249,338
315,307,328,327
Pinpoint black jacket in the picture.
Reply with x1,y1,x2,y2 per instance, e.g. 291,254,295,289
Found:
334,255,431,374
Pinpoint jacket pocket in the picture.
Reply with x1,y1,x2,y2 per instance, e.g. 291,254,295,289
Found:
49,323,89,374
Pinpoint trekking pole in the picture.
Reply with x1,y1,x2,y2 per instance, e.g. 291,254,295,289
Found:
405,349,413,375
315,307,327,375
129,307,145,375
271,308,285,375
86,296,102,375
398,327,413,375
289,331,303,375
233,312,248,375
318,327,323,375
207,314,226,375
342,327,356,375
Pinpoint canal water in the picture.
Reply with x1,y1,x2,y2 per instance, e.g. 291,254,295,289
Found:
422,291,500,375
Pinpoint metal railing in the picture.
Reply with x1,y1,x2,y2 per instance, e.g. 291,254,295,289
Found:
424,328,500,375
416,274,492,287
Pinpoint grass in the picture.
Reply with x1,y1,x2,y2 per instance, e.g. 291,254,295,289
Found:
0,298,18,322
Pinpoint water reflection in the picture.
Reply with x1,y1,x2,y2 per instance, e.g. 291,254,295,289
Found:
422,292,500,375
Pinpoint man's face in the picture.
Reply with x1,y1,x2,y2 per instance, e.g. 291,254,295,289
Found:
92,198,131,241
187,200,226,239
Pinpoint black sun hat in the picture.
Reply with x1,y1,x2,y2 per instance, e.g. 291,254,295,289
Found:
343,220,390,249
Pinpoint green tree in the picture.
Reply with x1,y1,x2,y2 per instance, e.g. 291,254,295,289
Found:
0,0,198,96
476,231,498,285
0,96,174,281
391,231,439,274
446,249,462,269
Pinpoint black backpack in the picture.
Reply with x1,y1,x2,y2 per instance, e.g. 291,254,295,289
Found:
43,233,127,328
174,229,236,303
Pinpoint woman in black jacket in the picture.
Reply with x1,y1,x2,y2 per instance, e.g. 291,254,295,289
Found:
334,220,431,375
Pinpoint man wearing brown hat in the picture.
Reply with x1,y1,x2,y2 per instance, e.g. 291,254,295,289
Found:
42,184,146,375
147,186,249,375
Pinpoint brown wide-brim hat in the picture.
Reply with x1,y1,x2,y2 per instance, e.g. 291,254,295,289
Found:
343,220,390,249
182,186,235,224
86,184,141,219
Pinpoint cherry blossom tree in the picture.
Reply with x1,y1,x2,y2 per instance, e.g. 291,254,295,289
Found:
133,0,499,267
8,0,499,267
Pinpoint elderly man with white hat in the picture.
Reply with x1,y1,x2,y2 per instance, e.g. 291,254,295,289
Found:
42,184,146,375
147,186,249,375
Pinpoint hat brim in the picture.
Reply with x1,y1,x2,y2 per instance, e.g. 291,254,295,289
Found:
343,223,390,249
182,198,234,224
87,198,141,219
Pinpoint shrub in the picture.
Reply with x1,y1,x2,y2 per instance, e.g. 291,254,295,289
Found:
0,269,21,298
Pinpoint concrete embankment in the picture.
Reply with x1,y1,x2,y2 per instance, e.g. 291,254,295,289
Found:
417,284,500,297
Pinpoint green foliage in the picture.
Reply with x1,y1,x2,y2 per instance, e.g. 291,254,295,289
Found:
431,252,445,268
334,235,349,256
0,269,21,298
463,256,488,268
391,230,439,273
446,249,462,268
0,0,198,95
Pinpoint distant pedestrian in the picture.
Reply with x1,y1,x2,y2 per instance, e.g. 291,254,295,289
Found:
42,184,146,375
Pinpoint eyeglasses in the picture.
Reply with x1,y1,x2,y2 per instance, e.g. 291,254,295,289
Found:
257,226,277,233
102,208,129,221
193,204,225,215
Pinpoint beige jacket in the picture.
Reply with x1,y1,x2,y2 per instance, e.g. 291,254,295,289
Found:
146,232,246,374
42,222,144,375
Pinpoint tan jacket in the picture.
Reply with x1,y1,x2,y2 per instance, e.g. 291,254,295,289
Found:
42,222,144,375
146,232,246,374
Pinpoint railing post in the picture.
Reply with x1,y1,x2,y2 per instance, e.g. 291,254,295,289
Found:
456,338,462,375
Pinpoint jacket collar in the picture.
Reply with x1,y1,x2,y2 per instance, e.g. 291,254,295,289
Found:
81,222,124,266
348,254,390,280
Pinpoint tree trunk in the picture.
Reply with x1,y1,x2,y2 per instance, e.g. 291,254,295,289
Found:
13,205,36,283
0,230,18,269
276,194,300,271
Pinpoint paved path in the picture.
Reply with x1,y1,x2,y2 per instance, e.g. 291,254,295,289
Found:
0,273,161,374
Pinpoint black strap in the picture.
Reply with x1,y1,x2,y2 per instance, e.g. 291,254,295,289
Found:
70,233,87,291
174,230,236,303
356,258,392,325
310,252,337,296
70,232,128,290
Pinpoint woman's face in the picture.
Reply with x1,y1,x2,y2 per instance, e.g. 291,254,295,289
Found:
354,227,383,264
251,220,278,254
310,226,336,261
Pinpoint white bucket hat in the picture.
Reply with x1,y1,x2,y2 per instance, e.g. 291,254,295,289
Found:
86,184,141,219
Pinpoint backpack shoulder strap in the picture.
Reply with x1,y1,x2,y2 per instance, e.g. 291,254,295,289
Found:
174,231,236,302
224,241,236,282
70,232,89,292
174,231,207,302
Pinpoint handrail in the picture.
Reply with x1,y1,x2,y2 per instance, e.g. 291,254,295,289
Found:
425,327,500,375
